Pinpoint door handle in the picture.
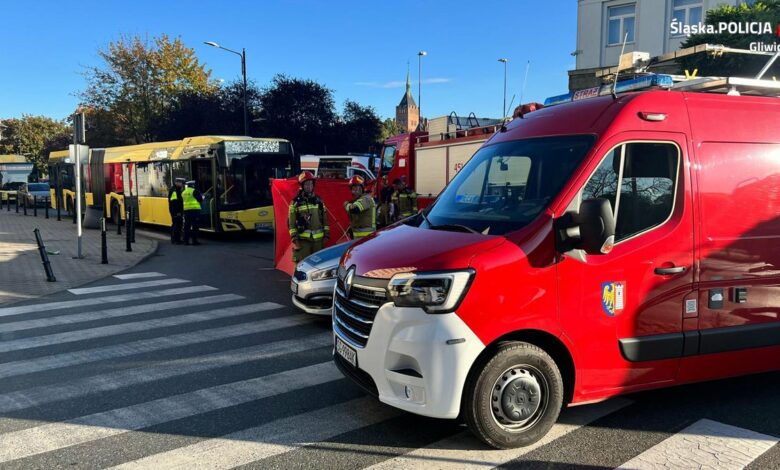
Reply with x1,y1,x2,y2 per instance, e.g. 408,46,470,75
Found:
654,266,687,275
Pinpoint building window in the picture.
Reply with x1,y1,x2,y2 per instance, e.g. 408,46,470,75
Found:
608,3,636,45
671,0,703,35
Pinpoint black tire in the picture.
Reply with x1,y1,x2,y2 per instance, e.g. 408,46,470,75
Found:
463,341,564,449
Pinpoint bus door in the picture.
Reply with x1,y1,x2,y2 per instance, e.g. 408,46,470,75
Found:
122,163,138,221
193,159,216,231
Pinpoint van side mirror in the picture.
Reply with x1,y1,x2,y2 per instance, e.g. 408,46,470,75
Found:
555,198,616,255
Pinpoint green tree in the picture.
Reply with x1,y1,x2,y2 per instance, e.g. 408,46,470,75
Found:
337,101,382,153
680,1,780,77
0,115,71,176
81,34,215,146
379,118,401,141
256,75,337,154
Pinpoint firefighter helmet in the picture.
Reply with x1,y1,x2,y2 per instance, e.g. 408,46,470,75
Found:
298,171,316,185
348,175,365,187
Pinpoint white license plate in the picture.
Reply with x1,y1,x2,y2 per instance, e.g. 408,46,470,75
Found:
255,223,272,232
291,280,298,295
335,336,357,367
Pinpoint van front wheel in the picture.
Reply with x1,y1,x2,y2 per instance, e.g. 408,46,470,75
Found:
463,341,564,449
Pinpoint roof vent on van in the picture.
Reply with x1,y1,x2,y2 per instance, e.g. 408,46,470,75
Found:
638,112,667,122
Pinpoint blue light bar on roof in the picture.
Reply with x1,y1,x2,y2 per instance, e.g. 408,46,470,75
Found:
544,74,674,107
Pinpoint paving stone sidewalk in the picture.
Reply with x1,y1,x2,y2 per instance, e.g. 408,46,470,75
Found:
0,208,157,306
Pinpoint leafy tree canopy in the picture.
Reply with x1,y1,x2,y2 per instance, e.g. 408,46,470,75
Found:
680,1,780,77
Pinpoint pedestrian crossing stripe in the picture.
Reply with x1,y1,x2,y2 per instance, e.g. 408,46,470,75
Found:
113,272,167,280
68,278,189,295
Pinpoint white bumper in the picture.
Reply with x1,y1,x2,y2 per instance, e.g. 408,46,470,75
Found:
335,304,484,419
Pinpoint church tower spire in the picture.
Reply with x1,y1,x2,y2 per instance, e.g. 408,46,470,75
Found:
395,63,419,133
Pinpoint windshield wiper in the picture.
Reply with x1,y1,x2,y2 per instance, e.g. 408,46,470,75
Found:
430,223,481,234
421,207,482,234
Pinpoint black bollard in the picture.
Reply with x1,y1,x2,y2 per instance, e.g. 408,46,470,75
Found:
125,209,132,252
117,208,122,235
45,198,49,219
130,206,136,243
56,195,61,221
23,195,27,216
33,196,38,217
33,228,56,282
101,217,108,264
15,194,19,213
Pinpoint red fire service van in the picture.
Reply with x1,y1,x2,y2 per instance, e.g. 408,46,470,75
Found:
332,45,780,449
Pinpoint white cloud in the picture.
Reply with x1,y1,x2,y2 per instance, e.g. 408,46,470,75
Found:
354,78,452,88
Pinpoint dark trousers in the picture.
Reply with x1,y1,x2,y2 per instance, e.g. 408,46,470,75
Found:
184,210,200,243
170,213,183,243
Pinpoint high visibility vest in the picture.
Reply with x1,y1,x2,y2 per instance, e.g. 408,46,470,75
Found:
346,193,376,238
392,189,418,217
288,192,329,240
182,187,201,211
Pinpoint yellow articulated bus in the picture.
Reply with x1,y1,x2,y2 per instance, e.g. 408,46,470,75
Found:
101,136,296,232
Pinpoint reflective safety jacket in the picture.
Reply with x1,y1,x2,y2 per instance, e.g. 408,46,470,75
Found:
392,189,418,218
344,193,376,239
288,191,329,240
181,187,202,211
168,187,183,215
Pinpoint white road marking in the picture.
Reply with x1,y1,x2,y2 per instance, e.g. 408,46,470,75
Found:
0,333,332,413
68,278,189,295
0,314,315,379
617,418,778,470
113,272,166,280
369,398,633,470
109,397,401,469
0,302,284,354
0,362,342,463
0,286,217,317
0,294,243,334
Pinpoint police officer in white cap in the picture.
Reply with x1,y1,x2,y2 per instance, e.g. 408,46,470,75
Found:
182,180,203,245
168,177,186,244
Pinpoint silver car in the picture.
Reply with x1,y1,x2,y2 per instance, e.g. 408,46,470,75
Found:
291,241,353,315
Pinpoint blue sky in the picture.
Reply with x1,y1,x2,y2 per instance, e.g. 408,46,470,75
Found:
0,0,576,122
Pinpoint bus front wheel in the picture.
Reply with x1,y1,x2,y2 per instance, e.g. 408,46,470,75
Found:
463,341,564,449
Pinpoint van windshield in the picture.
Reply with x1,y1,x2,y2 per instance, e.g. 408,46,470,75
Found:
424,135,594,235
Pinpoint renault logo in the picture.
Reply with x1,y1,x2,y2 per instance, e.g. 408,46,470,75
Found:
345,266,355,298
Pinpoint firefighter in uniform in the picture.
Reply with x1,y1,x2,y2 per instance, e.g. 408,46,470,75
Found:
344,175,376,239
182,180,203,245
167,177,185,244
391,176,418,220
377,175,394,228
288,171,329,262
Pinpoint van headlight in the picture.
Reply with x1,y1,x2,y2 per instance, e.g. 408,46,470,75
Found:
387,269,475,313
310,266,338,281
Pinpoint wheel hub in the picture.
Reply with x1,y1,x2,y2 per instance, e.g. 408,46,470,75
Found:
492,368,543,427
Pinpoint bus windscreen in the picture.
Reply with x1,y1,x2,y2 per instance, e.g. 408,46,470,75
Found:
219,143,294,209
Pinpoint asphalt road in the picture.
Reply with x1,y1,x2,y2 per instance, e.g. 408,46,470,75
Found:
0,228,777,469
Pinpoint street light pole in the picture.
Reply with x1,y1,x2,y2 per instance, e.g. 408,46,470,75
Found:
498,58,509,119
417,51,427,131
205,41,248,136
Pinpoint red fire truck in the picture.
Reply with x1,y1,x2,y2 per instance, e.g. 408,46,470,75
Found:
333,45,780,448
378,115,503,208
